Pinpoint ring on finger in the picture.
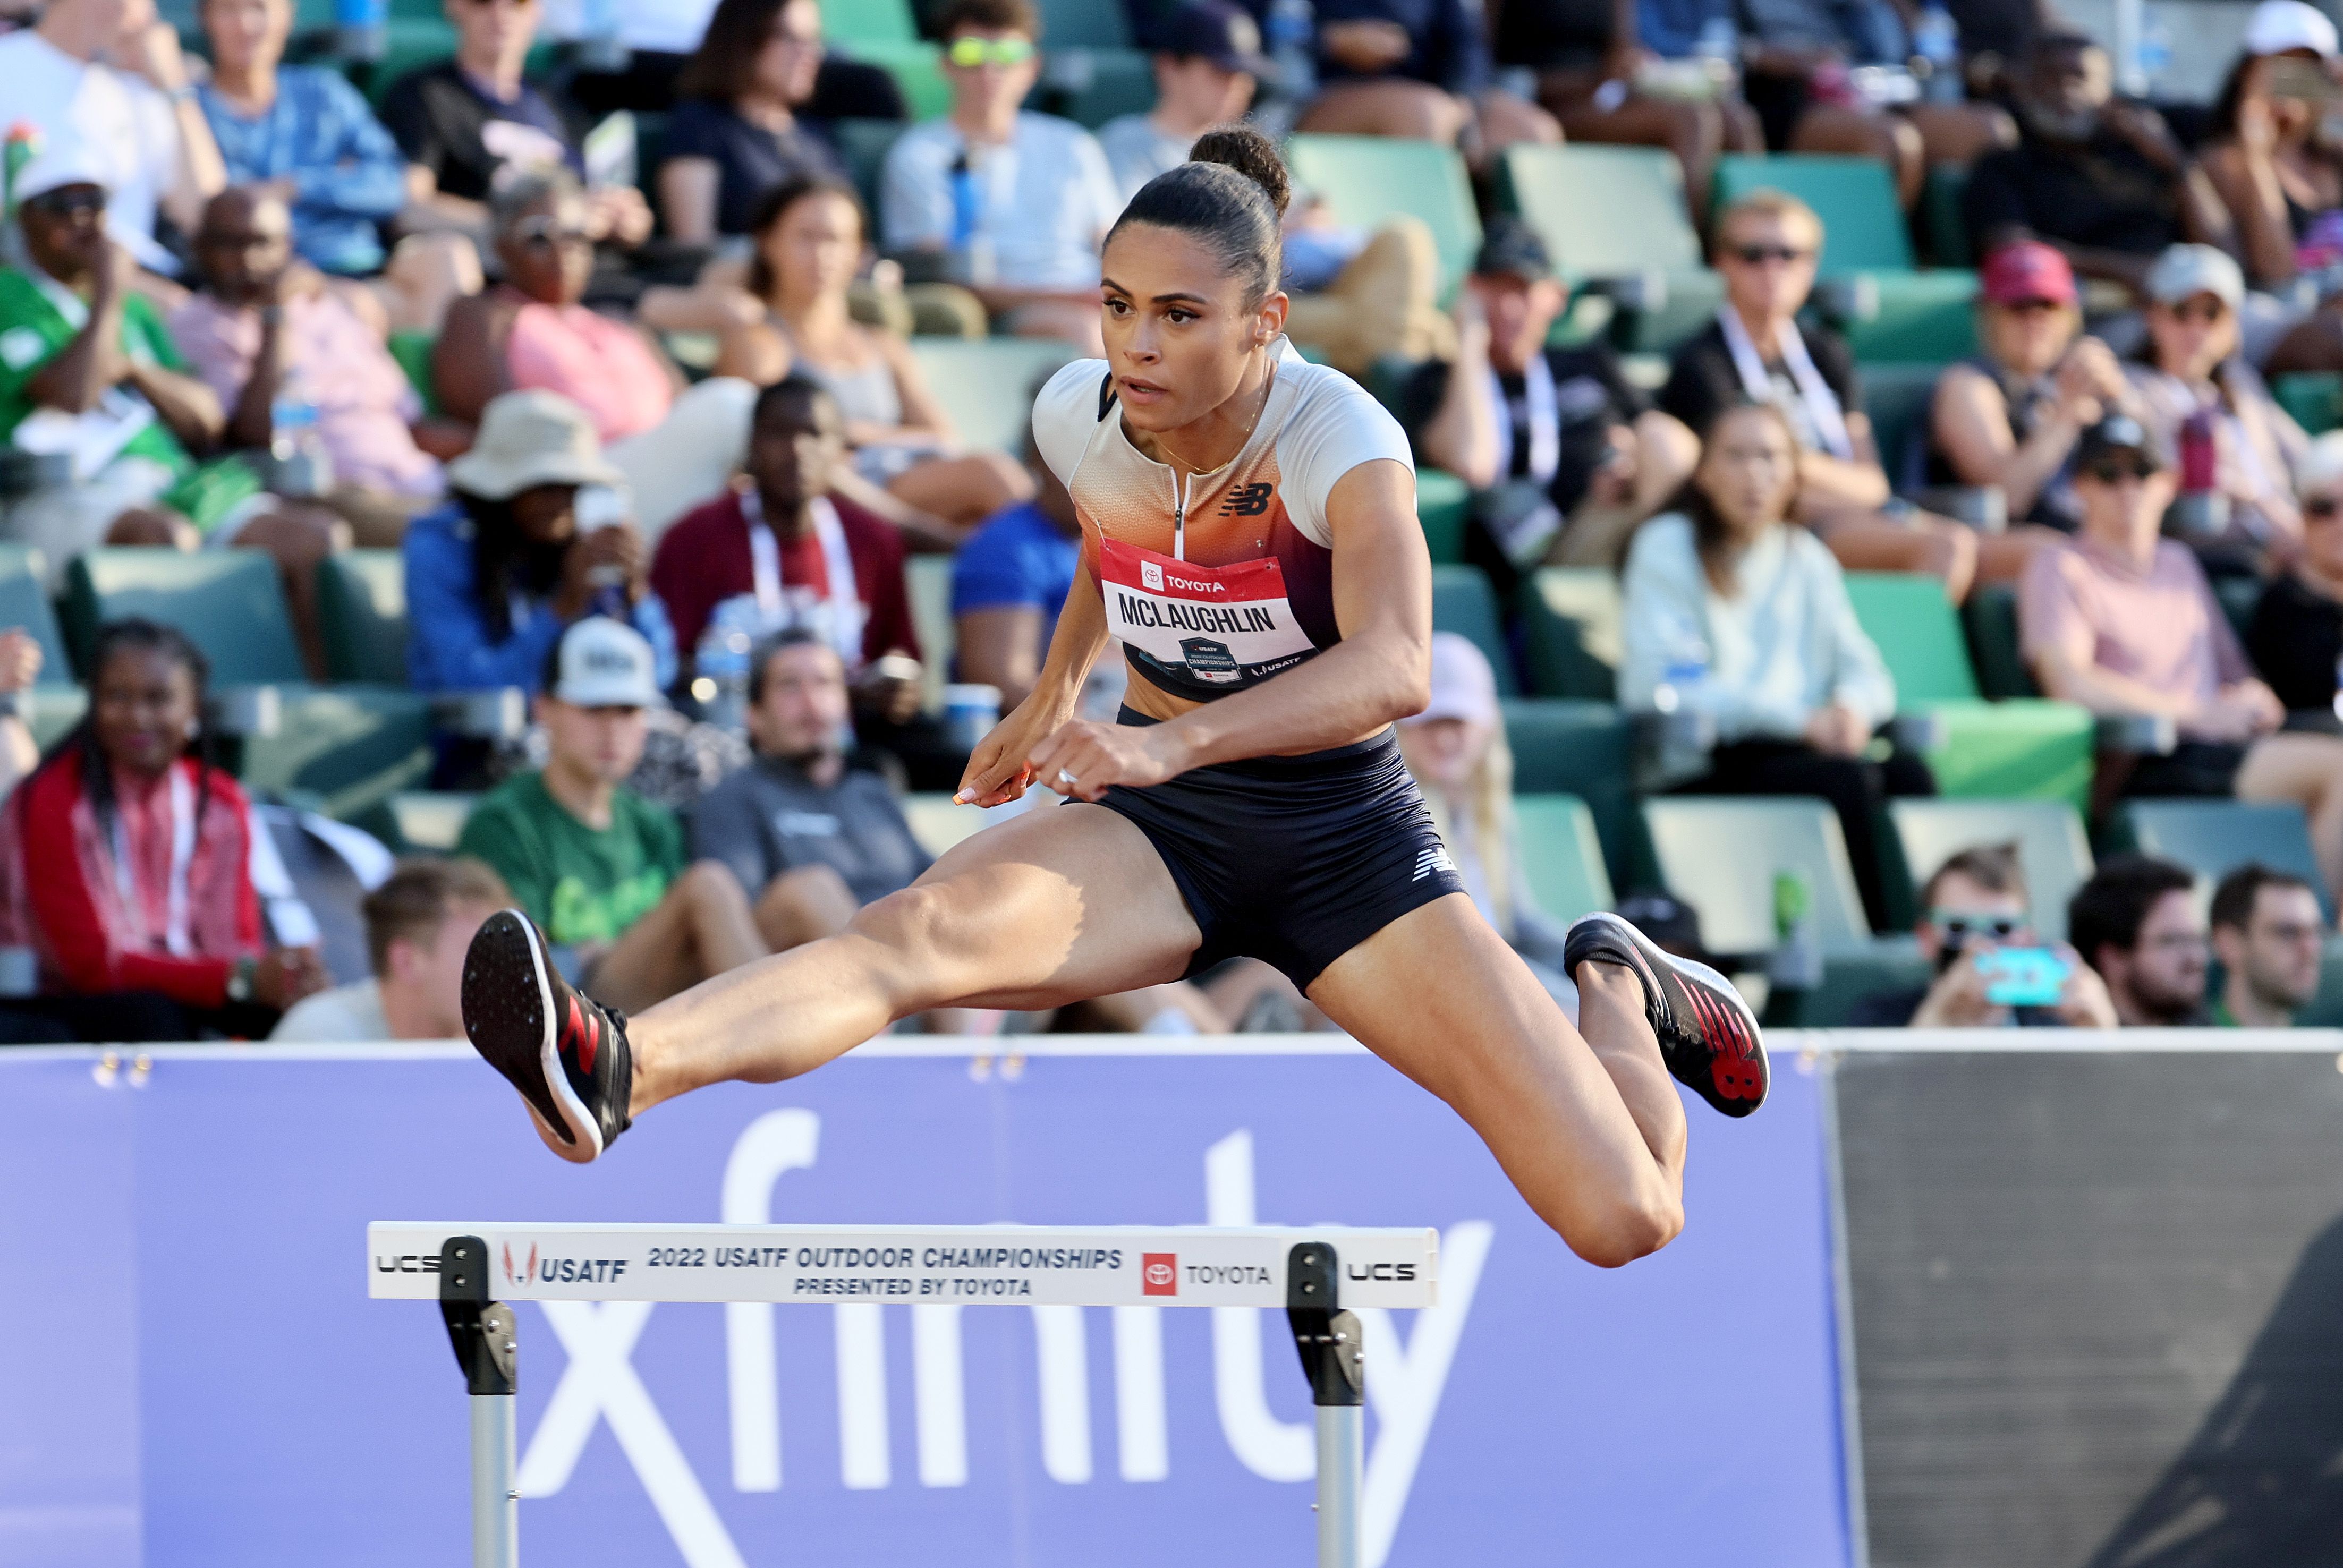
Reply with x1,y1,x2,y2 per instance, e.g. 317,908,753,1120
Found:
1057,769,1079,787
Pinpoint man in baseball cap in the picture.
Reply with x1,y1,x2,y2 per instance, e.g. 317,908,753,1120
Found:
456,615,770,1012
1097,1,1266,195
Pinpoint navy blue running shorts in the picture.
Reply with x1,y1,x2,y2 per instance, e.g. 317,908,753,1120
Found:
1086,708,1466,990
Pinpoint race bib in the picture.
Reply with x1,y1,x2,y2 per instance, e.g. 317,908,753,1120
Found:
1098,536,1316,701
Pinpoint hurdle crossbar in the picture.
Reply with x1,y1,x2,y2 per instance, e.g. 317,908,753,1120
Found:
372,1222,1438,1568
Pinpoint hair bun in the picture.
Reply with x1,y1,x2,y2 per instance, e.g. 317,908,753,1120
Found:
1187,126,1291,219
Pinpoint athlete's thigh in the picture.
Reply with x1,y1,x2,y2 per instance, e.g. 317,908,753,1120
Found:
862,800,1202,1010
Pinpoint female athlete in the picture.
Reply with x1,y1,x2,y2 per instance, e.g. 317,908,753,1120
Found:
459,129,1768,1267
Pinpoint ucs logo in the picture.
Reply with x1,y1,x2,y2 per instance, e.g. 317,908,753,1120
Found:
1346,1262,1419,1282
1141,1253,1178,1296
374,1254,442,1274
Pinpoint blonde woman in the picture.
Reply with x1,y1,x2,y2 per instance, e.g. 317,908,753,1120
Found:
1397,632,1578,1013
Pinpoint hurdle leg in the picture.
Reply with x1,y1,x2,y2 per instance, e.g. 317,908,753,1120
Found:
1287,1243,1364,1568
439,1236,519,1568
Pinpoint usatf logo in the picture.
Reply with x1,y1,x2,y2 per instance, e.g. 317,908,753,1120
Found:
1140,561,1164,591
1141,1253,1178,1296
503,1242,538,1288
1218,482,1273,517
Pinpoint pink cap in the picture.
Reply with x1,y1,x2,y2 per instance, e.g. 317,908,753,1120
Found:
1979,241,2077,307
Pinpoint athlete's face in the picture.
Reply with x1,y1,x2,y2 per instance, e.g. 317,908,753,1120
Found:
1099,223,1289,435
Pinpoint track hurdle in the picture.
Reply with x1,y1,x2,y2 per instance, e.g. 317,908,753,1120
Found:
369,1222,1440,1568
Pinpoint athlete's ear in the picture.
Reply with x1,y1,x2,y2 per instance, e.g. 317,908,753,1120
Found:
1255,288,1290,348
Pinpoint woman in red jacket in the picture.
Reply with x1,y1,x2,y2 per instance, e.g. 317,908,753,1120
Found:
1,620,327,1036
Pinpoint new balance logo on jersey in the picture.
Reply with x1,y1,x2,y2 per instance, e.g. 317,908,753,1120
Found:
1412,846,1457,882
1218,483,1274,517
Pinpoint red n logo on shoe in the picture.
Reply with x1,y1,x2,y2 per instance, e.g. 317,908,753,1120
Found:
568,995,597,1075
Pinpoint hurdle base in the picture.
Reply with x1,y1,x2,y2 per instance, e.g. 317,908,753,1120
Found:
1287,1243,1364,1568
440,1236,517,1568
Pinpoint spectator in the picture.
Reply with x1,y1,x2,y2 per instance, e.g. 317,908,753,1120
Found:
1403,215,1696,575
880,0,1120,354
0,0,227,278
2209,862,2325,1026
1963,30,2235,295
1845,842,2116,1026
380,0,654,251
1661,188,2006,597
270,856,510,1040
1297,0,1560,156
432,169,757,536
0,631,42,805
1097,2,1263,197
0,619,328,1035
2019,413,2343,905
720,177,1034,528
656,0,847,244
2244,431,2343,720
2200,1,2343,294
404,389,676,694
2069,853,2209,1026
952,440,1079,711
1621,399,1931,932
0,151,347,671
1395,632,1577,1009
2121,244,2308,571
171,188,446,549
196,0,478,337
1926,240,2129,530
455,616,767,1011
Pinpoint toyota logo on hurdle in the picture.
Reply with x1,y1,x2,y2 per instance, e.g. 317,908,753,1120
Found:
1142,1253,1177,1295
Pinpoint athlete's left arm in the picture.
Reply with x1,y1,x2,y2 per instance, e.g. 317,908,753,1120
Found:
1027,461,1430,797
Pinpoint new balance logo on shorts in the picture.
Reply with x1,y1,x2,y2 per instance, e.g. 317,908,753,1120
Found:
1412,846,1457,882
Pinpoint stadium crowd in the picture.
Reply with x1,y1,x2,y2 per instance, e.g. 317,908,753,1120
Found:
5,0,2343,1042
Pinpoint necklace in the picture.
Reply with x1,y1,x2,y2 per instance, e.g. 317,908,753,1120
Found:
1157,359,1276,478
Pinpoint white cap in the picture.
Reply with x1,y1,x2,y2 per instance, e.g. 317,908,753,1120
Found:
2143,243,2246,310
445,389,626,501
10,135,111,206
1406,631,1499,727
2244,0,2338,56
551,617,661,708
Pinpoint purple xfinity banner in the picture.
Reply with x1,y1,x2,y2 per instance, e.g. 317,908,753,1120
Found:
0,1041,1848,1567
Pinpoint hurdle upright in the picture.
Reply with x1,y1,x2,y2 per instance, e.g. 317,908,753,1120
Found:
369,1221,1441,1567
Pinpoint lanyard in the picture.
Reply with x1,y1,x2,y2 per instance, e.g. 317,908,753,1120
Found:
1485,352,1560,484
740,488,865,666
111,764,197,958
1717,306,1853,461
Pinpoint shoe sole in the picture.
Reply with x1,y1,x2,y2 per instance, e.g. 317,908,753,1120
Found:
463,910,601,1162
1573,911,1769,1115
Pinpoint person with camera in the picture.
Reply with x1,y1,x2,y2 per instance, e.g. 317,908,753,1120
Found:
1846,843,2116,1027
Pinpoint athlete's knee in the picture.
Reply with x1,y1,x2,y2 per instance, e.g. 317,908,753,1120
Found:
844,882,971,1009
1566,1183,1685,1269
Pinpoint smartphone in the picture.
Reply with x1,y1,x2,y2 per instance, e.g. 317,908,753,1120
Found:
1974,947,2072,1008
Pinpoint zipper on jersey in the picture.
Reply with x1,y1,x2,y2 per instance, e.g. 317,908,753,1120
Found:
1173,470,1194,561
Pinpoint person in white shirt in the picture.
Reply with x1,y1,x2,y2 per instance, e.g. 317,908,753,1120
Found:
0,0,228,280
1096,1,1263,199
271,856,510,1041
879,0,1119,355
1621,399,1930,931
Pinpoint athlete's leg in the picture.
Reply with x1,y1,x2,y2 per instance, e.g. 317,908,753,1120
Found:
1306,894,1687,1268
625,804,1202,1115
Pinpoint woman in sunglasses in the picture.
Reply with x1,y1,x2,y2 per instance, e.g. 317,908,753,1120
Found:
2246,431,2343,721
2122,243,2309,572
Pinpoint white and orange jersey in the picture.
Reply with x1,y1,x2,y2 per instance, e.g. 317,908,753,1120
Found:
1031,338,1414,715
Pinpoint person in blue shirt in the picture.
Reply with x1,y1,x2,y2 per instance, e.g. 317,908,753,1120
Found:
405,389,676,697
198,0,479,334
949,449,1078,710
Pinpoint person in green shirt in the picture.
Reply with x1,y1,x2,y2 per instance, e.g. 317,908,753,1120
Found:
2,145,345,670
456,616,769,1012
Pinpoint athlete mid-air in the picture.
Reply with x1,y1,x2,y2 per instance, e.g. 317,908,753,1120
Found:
459,129,1768,1268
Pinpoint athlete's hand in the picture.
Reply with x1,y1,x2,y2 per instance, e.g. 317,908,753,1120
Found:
955,691,1072,806
1025,719,1182,803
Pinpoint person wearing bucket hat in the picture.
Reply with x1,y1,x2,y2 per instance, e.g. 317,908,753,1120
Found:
402,388,678,701
2201,0,2343,289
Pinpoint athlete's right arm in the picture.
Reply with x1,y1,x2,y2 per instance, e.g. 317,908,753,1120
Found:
954,556,1110,806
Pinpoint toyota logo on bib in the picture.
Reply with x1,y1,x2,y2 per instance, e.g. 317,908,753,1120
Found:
1140,561,1164,591
1141,1253,1177,1295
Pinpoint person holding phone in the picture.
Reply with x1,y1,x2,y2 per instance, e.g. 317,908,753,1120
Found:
1846,843,2116,1027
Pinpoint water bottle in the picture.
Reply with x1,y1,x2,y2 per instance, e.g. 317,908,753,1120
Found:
1650,628,1716,786
1768,868,1824,992
332,0,386,63
1913,3,1962,103
947,154,995,286
1694,15,1739,88
941,683,1001,755
576,0,628,73
267,393,332,498
2137,18,2173,91
1266,0,1318,104
694,600,757,733
2170,408,2229,537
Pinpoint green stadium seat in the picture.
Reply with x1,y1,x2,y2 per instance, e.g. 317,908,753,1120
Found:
836,40,950,120
237,687,436,817
1285,135,1482,298
1711,154,1978,362
1888,797,2094,942
2273,371,2343,435
1518,567,1620,700
1962,583,2037,699
832,117,910,218
1431,564,1514,694
1921,164,1972,268
2211,574,2262,643
387,328,439,416
1046,48,1155,127
318,551,409,686
1859,361,1942,486
1782,943,1937,1026
63,550,308,683
905,554,954,713
821,0,918,45
1514,793,1615,923
1034,0,1131,47
1494,143,1723,353
1843,572,2093,806
910,338,1075,454
1643,796,1873,953
2108,799,2333,923
1503,700,1633,888
1415,468,1470,563
0,545,75,687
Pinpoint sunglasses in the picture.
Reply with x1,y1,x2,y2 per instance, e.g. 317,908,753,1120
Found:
947,35,1035,67
2308,495,2343,521
1930,912,2025,944
512,215,593,248
2169,297,2229,323
23,186,104,218
1727,243,1812,266
2085,459,2156,483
